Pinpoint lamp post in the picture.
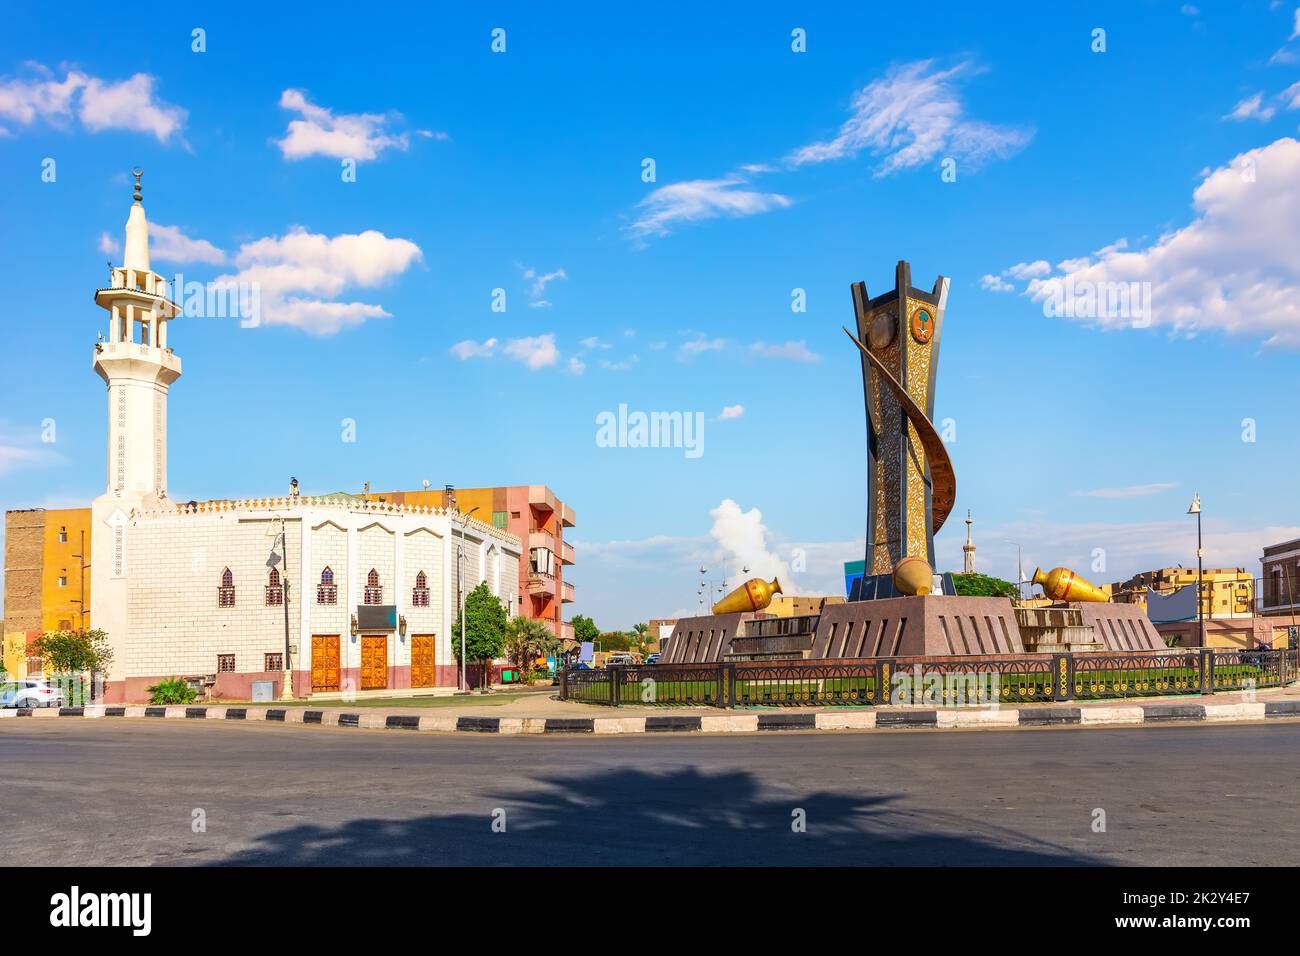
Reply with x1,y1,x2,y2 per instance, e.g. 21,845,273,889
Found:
455,505,481,693
1187,494,1205,648
1187,494,1205,645
1004,541,1024,600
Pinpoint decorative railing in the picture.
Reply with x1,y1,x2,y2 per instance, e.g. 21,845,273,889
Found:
559,648,1300,708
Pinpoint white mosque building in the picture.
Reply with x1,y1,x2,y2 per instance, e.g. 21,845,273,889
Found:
89,173,522,703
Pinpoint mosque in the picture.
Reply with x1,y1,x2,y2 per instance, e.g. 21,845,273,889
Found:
80,173,522,703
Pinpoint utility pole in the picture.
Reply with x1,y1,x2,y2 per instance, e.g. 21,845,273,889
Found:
1188,495,1204,648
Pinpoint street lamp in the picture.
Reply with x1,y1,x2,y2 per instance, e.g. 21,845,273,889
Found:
275,513,294,701
1004,541,1024,600
1187,494,1205,648
456,505,481,693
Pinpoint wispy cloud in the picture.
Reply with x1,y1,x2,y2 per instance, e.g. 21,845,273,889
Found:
1072,482,1180,499
0,65,186,141
450,337,497,360
1223,92,1275,122
627,173,792,241
785,59,1032,176
718,404,745,420
275,89,436,161
504,334,560,370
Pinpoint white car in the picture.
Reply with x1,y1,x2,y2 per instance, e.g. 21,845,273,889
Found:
0,679,69,709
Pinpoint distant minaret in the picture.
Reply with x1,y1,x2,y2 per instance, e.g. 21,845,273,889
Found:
91,168,182,679
962,510,976,573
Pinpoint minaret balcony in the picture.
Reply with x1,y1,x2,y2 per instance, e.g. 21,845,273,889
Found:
93,338,182,383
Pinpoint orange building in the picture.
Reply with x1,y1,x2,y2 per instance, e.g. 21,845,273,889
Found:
367,485,575,640
3,507,93,676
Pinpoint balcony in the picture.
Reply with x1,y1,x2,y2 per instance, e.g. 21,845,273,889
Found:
528,486,558,512
560,502,576,528
528,572,557,597
529,529,557,553
560,540,575,565
561,580,575,604
560,620,575,641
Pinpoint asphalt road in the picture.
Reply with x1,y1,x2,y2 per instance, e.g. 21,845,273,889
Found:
3,719,1298,866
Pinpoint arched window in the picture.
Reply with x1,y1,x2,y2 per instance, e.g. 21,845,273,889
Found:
364,568,383,605
218,568,235,608
266,568,284,606
412,570,430,607
317,566,337,605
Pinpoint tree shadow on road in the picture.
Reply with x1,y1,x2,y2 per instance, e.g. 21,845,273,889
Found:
212,763,1102,866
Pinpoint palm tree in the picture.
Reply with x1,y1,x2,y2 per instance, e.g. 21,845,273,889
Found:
631,621,650,656
505,615,560,680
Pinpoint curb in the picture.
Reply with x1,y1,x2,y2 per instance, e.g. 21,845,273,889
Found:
3,699,1298,736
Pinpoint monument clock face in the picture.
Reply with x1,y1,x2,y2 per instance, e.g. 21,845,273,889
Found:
910,307,935,344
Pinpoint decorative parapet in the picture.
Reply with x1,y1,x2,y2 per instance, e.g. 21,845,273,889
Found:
130,495,520,546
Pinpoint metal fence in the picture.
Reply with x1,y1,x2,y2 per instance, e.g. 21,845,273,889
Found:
558,648,1300,708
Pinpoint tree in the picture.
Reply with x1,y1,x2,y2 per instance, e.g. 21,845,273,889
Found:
571,614,600,645
30,629,113,674
449,583,507,689
631,622,650,655
504,615,554,679
949,572,1018,599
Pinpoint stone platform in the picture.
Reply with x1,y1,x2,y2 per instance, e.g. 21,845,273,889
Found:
661,596,1162,664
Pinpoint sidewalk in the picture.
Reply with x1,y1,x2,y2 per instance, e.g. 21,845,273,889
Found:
4,684,1299,736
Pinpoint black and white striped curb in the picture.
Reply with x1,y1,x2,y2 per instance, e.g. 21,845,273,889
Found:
1,699,1298,734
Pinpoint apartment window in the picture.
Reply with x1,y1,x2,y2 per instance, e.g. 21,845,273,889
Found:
25,657,43,676
317,566,337,605
58,527,68,544
57,574,68,588
266,568,284,606
492,511,509,529
58,619,72,632
265,653,283,672
412,570,430,607
217,654,235,673
364,568,383,605
218,568,235,608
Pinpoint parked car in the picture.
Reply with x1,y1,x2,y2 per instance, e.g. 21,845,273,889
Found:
607,653,638,666
0,679,68,709
645,653,661,665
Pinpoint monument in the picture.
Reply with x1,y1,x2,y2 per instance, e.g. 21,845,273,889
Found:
658,261,1164,664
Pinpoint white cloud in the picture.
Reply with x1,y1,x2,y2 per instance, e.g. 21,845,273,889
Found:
98,232,119,256
627,174,792,241
597,355,639,371
503,334,559,370
1293,8,1300,40
521,265,567,298
748,340,821,362
1072,482,1180,499
578,336,612,350
1224,92,1276,122
528,299,552,308
0,443,56,477
275,89,432,161
567,356,586,375
1006,260,1052,280
677,336,728,360
450,337,497,360
150,223,226,265
719,404,745,420
1281,81,1300,111
1013,137,1300,348
709,499,791,588
786,59,1032,176
218,226,422,335
0,66,185,141
980,273,1014,292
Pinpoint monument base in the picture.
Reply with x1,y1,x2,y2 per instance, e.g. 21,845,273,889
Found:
660,597,1163,664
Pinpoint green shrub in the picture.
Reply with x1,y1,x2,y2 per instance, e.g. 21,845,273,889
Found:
146,677,199,705
950,572,1019,598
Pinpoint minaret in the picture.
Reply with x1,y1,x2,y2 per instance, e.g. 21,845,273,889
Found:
962,510,976,573
90,169,181,684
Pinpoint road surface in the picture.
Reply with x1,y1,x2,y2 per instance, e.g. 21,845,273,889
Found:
3,719,1296,865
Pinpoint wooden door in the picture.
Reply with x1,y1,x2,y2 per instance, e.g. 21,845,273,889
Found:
360,635,388,690
411,635,436,687
311,634,340,692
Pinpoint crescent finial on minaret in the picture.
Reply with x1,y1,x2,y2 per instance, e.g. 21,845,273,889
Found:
132,166,143,203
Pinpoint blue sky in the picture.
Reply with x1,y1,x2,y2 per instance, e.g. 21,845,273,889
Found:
3,1,1300,627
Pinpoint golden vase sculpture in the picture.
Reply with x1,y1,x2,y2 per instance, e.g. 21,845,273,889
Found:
892,556,934,596
712,577,783,614
1031,566,1110,603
